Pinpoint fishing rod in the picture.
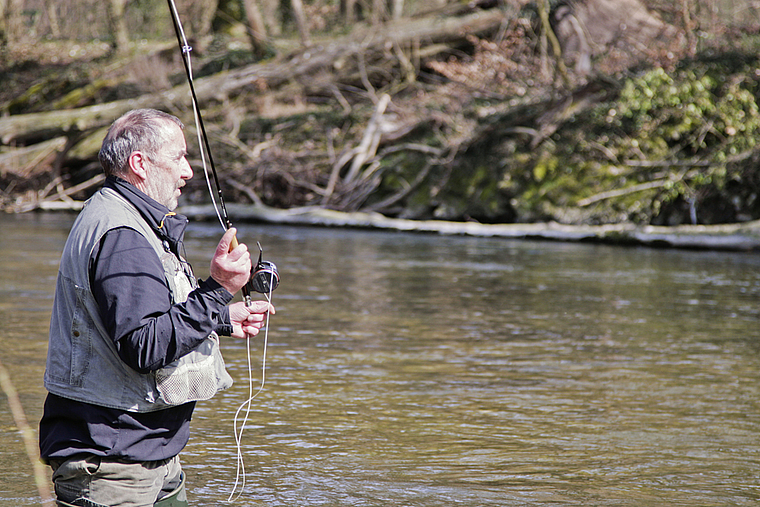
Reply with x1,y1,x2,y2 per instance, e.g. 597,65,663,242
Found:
165,0,279,301
165,2,280,500
166,0,226,228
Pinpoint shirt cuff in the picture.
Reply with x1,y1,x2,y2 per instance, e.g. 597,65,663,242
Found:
216,306,233,336
198,278,234,336
198,277,234,304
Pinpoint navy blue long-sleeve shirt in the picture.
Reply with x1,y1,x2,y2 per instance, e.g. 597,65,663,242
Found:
91,225,232,373
40,177,234,463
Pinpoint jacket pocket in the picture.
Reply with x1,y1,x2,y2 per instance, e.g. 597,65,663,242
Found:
68,284,94,387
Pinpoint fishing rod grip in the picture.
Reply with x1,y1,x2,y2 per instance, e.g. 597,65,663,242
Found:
227,230,253,306
229,234,239,252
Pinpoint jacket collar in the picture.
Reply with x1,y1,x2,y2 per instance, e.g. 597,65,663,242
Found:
104,176,188,252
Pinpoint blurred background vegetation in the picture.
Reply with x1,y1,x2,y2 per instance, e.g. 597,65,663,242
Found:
2,0,760,227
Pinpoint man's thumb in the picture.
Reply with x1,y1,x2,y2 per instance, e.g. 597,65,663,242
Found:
217,227,236,255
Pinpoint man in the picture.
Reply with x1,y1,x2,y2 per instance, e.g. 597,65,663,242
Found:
39,109,274,507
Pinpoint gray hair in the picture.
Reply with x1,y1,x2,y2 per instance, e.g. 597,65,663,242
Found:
98,109,184,177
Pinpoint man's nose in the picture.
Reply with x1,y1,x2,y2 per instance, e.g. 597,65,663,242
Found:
182,159,193,179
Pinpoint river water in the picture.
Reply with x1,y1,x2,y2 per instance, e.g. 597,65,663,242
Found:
1,212,760,506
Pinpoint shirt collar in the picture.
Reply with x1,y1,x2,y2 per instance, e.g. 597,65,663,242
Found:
104,176,189,249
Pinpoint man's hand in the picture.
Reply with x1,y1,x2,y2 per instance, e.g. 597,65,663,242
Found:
229,300,276,339
210,228,252,295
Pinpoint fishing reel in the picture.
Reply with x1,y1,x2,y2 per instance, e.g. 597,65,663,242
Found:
247,242,280,295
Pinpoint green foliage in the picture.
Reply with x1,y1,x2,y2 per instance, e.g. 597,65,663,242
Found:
504,59,760,225
607,65,760,218
613,67,760,157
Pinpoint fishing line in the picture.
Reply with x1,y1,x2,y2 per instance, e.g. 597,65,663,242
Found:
165,3,280,503
166,0,227,231
228,274,275,502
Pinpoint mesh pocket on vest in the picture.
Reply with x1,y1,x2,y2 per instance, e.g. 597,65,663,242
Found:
156,335,233,405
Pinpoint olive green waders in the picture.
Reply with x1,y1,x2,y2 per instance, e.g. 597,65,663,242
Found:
54,472,188,507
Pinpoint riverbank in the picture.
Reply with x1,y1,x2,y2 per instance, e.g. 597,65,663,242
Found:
5,3,760,229
180,203,760,251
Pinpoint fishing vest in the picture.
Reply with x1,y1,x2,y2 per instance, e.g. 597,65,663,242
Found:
44,187,232,412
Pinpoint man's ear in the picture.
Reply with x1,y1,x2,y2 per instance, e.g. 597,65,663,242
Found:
127,151,149,183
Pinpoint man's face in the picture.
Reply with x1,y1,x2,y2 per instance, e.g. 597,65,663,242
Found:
144,123,193,210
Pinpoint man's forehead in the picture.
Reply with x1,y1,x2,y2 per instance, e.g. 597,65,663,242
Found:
163,123,187,148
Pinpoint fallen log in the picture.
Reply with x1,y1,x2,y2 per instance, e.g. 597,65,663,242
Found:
8,173,105,213
0,9,506,146
0,137,67,177
0,100,153,146
180,202,760,252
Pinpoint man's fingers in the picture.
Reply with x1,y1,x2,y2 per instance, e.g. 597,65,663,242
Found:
242,326,260,337
248,301,275,315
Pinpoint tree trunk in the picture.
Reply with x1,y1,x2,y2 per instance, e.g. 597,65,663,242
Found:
290,0,311,47
392,0,404,20
0,0,23,50
196,0,219,39
342,0,358,24
371,0,387,25
46,1,61,39
242,0,269,57
681,0,696,56
105,0,130,53
538,0,570,87
0,0,7,60
259,0,281,37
